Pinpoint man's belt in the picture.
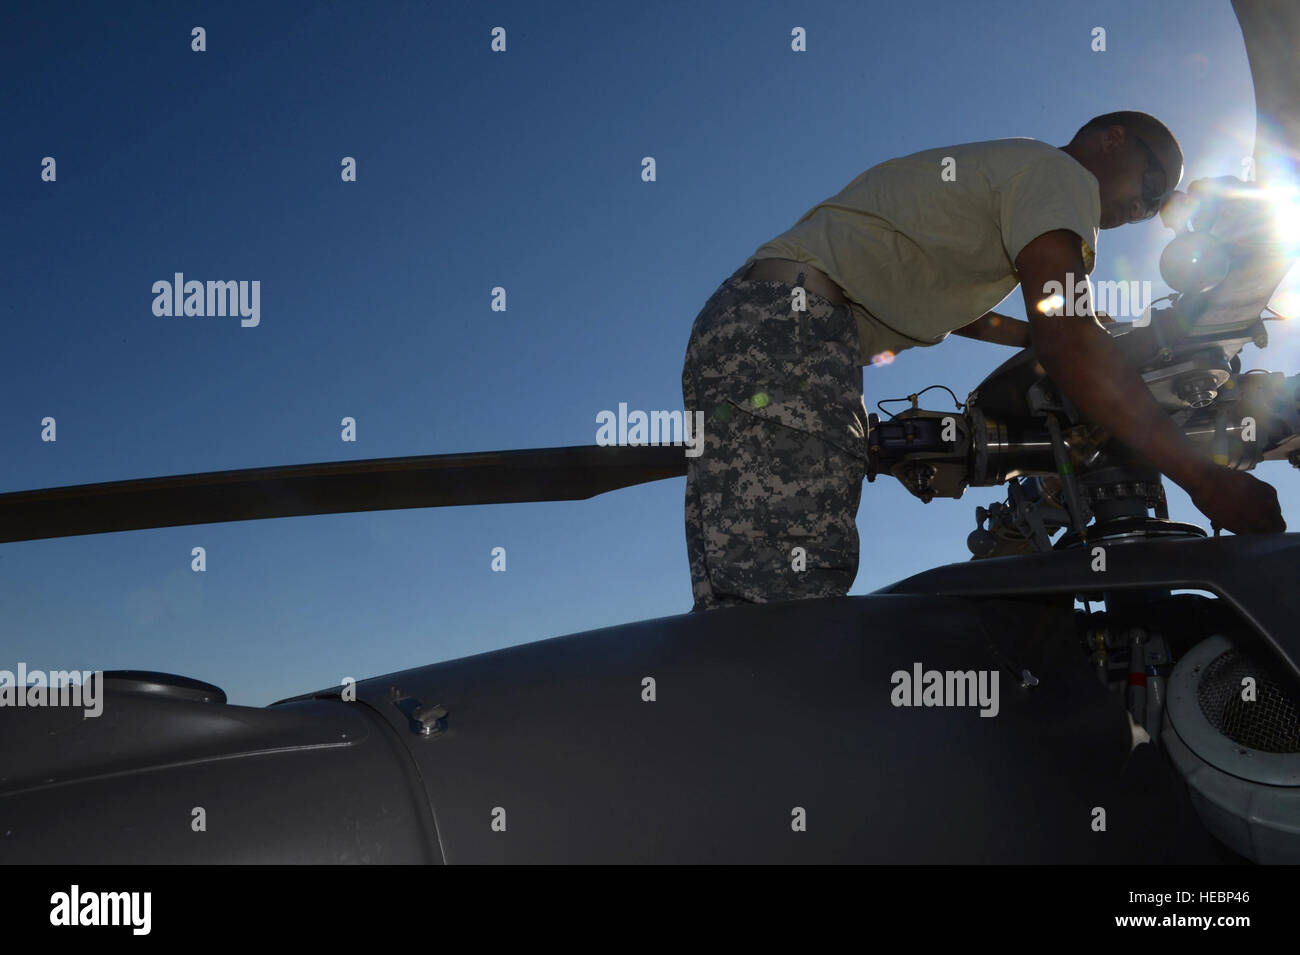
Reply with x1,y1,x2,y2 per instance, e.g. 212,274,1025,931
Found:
738,258,847,306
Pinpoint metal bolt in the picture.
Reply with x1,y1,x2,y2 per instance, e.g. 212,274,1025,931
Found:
413,703,448,736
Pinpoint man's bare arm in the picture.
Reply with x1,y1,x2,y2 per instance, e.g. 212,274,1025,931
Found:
954,308,1113,346
952,311,1031,347
1015,229,1284,533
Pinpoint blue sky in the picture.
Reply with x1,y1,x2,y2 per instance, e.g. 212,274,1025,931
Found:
3,0,1297,705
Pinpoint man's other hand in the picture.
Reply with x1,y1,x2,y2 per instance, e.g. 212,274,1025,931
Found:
1187,466,1286,534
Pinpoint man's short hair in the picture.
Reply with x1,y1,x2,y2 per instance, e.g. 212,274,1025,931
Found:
1071,110,1184,195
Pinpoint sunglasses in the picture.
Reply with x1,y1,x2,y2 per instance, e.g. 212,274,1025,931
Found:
1132,136,1169,221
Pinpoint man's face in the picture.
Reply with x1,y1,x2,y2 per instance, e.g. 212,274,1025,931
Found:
1096,128,1167,229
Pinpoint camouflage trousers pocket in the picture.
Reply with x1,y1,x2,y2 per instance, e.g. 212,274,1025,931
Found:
683,331,869,466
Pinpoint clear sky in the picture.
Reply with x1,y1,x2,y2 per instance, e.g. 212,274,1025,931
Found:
4,0,1298,705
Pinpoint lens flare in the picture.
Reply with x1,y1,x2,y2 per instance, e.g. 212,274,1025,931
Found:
1268,185,1300,256
1192,178,1300,256
1269,288,1300,320
1036,293,1065,316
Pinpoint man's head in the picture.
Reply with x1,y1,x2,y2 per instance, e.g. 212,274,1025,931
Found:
1062,111,1184,230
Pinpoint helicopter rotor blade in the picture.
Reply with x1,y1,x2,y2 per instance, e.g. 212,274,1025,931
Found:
0,445,688,543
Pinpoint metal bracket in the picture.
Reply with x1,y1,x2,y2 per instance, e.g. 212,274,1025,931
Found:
394,696,449,737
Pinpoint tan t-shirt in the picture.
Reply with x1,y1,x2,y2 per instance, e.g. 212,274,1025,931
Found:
746,138,1100,364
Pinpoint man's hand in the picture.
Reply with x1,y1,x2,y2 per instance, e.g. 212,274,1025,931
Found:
1014,229,1285,534
1186,467,1286,534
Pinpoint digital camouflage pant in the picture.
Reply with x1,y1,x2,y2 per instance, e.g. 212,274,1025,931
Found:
682,263,871,612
